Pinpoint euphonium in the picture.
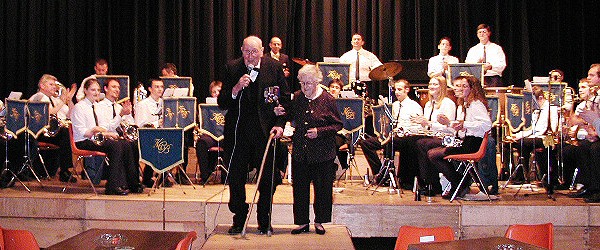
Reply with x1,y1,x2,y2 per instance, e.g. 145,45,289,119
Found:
116,122,139,142
44,114,68,137
91,132,106,146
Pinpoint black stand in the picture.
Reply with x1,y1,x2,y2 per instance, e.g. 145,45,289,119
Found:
336,132,365,185
202,141,229,187
0,132,29,191
368,100,401,197
8,104,44,190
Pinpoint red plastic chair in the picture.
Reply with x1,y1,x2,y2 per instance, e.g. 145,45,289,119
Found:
64,126,108,195
394,225,454,250
505,223,553,249
175,231,197,250
1,227,40,250
443,132,490,202
37,141,59,178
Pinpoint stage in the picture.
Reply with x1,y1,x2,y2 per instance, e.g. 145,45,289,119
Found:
0,150,598,249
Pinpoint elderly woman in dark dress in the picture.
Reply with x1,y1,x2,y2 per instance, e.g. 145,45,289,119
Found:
276,65,342,235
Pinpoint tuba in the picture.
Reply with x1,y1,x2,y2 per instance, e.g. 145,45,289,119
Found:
116,122,139,142
91,132,106,146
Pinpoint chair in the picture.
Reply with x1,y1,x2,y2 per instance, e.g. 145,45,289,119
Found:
37,141,59,178
64,126,108,195
444,132,490,202
394,225,454,250
1,227,40,250
505,223,553,249
175,230,197,250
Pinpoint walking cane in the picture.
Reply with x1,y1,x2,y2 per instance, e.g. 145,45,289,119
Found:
241,133,275,237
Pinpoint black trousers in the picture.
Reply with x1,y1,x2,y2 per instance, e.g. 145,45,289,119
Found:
359,135,422,185
76,139,139,190
292,159,336,225
37,127,73,176
227,133,281,228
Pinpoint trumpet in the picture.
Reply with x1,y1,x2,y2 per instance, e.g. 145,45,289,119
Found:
116,122,139,142
91,132,106,146
44,115,69,137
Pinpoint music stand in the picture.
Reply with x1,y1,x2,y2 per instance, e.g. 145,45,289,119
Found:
334,98,365,185
448,63,485,86
162,97,197,188
197,104,228,186
161,77,193,97
368,102,401,196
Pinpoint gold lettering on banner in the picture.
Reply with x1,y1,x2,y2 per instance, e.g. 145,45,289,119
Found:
169,85,178,89
343,106,356,120
165,108,175,120
10,108,20,121
459,71,474,77
327,70,342,80
33,110,42,123
211,112,225,126
543,91,557,104
510,103,520,117
154,138,172,154
178,105,190,119
524,101,532,115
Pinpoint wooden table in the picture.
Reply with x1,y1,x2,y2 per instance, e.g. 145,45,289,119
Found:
46,228,189,250
408,236,547,250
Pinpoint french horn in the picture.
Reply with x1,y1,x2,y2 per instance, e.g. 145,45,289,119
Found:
116,122,139,142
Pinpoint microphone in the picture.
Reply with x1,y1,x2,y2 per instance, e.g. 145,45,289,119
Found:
247,64,254,75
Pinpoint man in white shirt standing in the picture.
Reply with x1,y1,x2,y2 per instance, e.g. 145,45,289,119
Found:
339,33,383,99
465,24,506,87
427,37,460,80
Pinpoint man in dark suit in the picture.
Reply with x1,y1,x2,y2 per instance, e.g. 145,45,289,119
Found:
268,37,292,93
218,35,287,235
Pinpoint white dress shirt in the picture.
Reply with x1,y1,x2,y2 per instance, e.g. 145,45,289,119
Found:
514,101,558,139
427,54,459,77
425,97,457,133
134,96,163,127
392,98,424,133
71,98,98,142
339,48,383,82
29,92,69,120
465,42,507,77
96,98,135,132
455,100,492,138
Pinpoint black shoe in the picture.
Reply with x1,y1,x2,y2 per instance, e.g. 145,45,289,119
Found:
291,224,309,234
568,188,597,198
59,171,77,183
105,187,129,195
258,225,273,235
584,192,600,203
314,224,326,235
131,184,145,194
228,225,243,235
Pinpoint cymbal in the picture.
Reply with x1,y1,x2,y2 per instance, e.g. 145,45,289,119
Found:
368,62,403,81
292,57,316,66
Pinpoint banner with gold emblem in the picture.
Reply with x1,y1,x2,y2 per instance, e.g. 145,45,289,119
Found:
371,103,393,143
198,104,227,141
161,77,193,97
96,75,130,103
317,63,351,86
486,95,500,126
26,101,50,139
5,99,28,138
448,63,485,86
504,94,525,133
522,90,534,130
138,128,184,173
162,97,196,131
531,82,567,106
335,98,364,134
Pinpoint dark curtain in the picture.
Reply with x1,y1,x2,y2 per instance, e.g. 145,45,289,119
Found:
1,0,598,102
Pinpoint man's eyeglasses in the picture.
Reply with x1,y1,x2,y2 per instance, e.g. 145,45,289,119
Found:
299,81,320,86
242,49,260,55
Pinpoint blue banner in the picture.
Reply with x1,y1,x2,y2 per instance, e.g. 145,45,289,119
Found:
96,75,130,103
198,104,227,141
317,63,351,86
162,97,197,131
504,94,525,133
448,63,484,85
486,96,500,126
371,103,393,143
161,77,193,97
5,99,27,138
138,128,184,173
336,98,364,134
531,82,567,106
522,91,534,130
27,101,50,139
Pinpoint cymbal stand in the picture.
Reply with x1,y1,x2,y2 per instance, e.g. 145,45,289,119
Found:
10,104,43,189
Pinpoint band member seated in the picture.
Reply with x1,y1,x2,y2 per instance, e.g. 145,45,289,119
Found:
578,89,600,202
328,79,350,170
135,79,165,187
358,79,423,187
426,75,491,199
414,76,457,194
71,79,143,195
565,79,599,198
196,81,228,183
508,85,559,188
29,74,77,182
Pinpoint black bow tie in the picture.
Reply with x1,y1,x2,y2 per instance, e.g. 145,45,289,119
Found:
251,67,259,72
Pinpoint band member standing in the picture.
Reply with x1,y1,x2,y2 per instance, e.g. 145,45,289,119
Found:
275,65,342,235
218,36,287,235
465,24,506,87
358,79,423,186
427,37,459,79
427,75,491,199
413,76,457,193
268,37,292,92
71,79,139,195
339,33,383,99
29,74,77,182
95,78,143,193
